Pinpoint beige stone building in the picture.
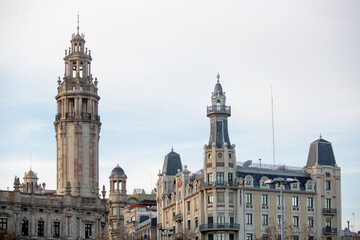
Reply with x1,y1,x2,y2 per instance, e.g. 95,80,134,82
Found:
156,78,341,240
0,23,155,240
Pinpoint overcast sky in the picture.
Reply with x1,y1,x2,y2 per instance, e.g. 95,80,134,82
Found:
0,0,359,232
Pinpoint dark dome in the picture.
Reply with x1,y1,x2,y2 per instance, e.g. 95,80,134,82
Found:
111,164,126,177
214,82,224,95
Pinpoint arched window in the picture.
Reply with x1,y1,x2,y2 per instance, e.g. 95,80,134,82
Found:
216,100,221,111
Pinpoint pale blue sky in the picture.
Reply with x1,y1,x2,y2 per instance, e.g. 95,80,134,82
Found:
0,0,359,232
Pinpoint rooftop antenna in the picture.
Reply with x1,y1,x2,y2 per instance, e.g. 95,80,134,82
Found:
77,0,80,34
30,152,32,170
217,73,220,83
271,85,276,166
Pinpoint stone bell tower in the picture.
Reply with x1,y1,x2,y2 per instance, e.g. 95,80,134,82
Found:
54,19,101,197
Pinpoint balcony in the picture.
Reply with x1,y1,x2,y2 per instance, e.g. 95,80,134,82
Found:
202,181,239,189
207,105,231,116
173,213,183,222
54,113,101,122
323,227,337,234
199,223,240,232
323,208,337,215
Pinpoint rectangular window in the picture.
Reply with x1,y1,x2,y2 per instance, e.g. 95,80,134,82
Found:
195,218,198,228
111,221,117,230
307,197,313,208
277,215,281,226
245,193,252,204
292,183,297,188
326,219,331,228
292,196,299,207
229,216,234,224
292,216,299,227
326,199,331,209
208,217,213,224
22,220,29,236
53,222,60,238
246,213,253,225
0,218,7,230
308,217,314,228
187,220,191,230
229,192,234,203
245,179,251,185
261,194,268,205
217,192,224,203
208,173,213,183
229,233,234,240
216,173,224,184
208,195,213,204
217,233,225,240
38,221,44,237
276,195,281,206
228,173,233,183
112,207,117,216
217,216,225,224
209,234,214,240
262,214,269,225
246,233,253,240
325,181,331,190
85,223,92,239
187,201,191,211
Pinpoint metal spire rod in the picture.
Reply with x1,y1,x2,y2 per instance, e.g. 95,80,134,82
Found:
271,85,276,165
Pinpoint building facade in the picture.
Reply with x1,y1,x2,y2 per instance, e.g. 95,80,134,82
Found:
156,77,341,240
0,24,107,239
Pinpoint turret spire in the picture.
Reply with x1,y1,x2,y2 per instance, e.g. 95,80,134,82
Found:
207,77,231,149
77,14,80,35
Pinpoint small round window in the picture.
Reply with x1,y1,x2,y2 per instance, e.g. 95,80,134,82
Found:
218,153,222,158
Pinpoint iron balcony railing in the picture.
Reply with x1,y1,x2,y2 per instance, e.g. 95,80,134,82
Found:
323,227,337,234
202,181,239,188
173,214,183,222
54,113,100,122
199,223,240,232
323,208,337,215
207,105,231,115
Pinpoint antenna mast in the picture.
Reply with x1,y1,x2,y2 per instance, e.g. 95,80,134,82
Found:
271,85,276,165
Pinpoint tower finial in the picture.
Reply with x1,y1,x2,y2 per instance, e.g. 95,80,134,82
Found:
217,73,220,83
77,14,80,35
319,133,322,139
171,146,173,152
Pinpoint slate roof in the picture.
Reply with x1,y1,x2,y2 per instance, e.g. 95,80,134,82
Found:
306,138,336,167
208,119,231,148
214,82,224,96
236,170,312,191
162,149,183,176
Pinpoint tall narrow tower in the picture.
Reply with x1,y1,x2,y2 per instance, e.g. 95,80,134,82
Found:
54,23,101,198
203,74,236,186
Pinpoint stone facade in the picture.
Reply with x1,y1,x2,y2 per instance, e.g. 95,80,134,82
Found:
0,24,157,240
156,78,341,240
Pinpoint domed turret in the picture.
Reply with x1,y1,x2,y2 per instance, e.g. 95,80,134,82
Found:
162,148,183,176
213,74,224,96
111,164,126,177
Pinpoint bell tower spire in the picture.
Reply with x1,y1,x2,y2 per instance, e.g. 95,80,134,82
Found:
54,23,101,198
203,74,236,186
207,73,231,148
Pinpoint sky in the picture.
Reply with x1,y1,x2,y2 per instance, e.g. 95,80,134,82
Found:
0,0,359,232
